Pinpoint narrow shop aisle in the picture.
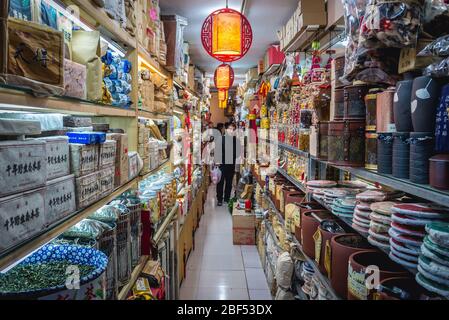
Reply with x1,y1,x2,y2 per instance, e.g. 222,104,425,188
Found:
179,186,272,300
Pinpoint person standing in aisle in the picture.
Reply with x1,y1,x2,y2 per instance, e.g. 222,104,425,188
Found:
216,122,240,206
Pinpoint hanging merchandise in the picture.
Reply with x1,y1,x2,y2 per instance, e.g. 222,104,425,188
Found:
214,63,234,89
201,3,252,62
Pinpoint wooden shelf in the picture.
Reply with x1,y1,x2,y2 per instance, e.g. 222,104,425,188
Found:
138,110,172,119
0,86,136,117
139,159,170,180
67,0,136,49
312,158,449,208
277,167,306,193
117,255,149,300
282,26,322,53
0,178,139,271
137,45,171,78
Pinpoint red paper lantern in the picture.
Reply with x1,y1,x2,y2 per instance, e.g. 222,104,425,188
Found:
201,7,252,62
214,64,234,89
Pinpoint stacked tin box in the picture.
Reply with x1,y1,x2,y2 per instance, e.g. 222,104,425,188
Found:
65,117,116,210
0,118,76,255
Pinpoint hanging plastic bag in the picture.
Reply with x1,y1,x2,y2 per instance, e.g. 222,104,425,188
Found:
359,0,422,49
419,35,449,57
423,0,449,38
210,166,222,185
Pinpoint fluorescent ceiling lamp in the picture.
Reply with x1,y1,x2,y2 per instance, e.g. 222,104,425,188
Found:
139,56,168,79
45,0,125,57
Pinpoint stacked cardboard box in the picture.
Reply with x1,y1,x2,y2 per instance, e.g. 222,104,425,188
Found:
232,205,256,245
280,0,327,51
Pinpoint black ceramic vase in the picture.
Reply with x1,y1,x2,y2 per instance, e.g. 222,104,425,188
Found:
411,76,441,132
393,79,413,132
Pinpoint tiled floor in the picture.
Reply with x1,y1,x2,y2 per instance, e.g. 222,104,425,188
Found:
179,186,272,300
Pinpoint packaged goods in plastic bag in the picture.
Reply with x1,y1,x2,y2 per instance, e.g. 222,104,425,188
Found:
424,56,449,77
210,166,222,185
275,252,294,289
419,35,449,57
423,0,449,38
62,218,112,240
359,0,422,49
90,205,120,223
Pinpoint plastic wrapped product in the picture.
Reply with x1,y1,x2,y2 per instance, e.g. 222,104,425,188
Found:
423,0,449,38
44,174,76,227
0,118,41,136
419,35,449,57
69,143,99,177
35,0,58,29
8,0,33,21
75,172,100,209
62,218,112,240
99,140,117,168
0,139,47,197
424,57,449,77
63,59,87,99
359,1,422,49
98,166,115,198
275,251,294,289
90,205,121,223
37,136,70,180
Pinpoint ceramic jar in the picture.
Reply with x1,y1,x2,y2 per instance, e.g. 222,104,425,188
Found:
301,210,333,259
374,277,424,300
377,133,394,174
348,251,408,300
409,132,435,184
392,132,410,179
294,202,325,243
316,220,347,275
411,76,441,132
330,234,373,299
393,79,413,132
435,84,449,153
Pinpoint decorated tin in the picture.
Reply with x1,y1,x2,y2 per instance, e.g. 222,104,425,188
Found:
365,88,383,131
344,82,371,119
328,120,365,167
365,132,378,170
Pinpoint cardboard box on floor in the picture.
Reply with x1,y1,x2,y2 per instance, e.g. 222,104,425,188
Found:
232,205,256,245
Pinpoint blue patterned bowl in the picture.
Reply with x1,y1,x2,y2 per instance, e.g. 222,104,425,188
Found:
0,244,108,299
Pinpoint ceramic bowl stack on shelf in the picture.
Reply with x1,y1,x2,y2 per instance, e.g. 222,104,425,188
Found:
368,202,396,252
306,180,337,202
352,191,387,237
416,222,449,298
332,198,357,220
389,204,449,271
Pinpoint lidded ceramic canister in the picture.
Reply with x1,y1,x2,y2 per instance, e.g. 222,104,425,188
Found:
411,76,442,132
348,251,408,300
316,220,347,275
393,79,414,132
295,202,325,243
301,210,334,259
377,87,396,133
330,234,373,299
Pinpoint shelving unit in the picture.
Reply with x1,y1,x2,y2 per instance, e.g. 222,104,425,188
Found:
0,178,139,271
277,167,306,193
261,185,340,300
0,86,137,117
278,141,310,158
311,195,418,275
312,158,449,208
117,255,150,300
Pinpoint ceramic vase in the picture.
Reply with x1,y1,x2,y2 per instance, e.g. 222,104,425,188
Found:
411,76,441,132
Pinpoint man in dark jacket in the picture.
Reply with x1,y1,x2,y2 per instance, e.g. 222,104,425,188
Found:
216,122,240,206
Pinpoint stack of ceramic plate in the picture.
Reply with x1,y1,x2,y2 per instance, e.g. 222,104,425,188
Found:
306,180,337,197
390,203,449,271
332,198,357,219
311,188,327,201
301,261,315,297
416,222,449,298
368,202,396,251
352,191,387,236
338,180,369,189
